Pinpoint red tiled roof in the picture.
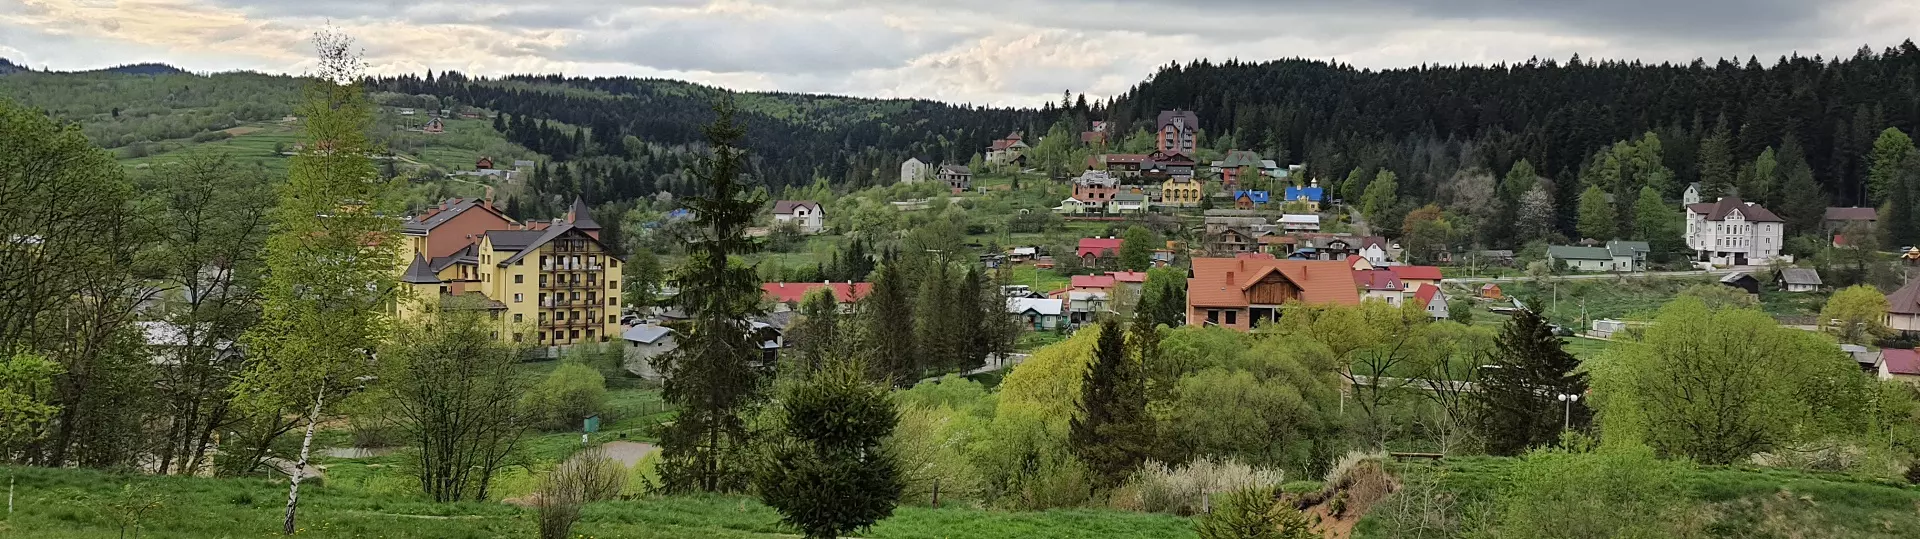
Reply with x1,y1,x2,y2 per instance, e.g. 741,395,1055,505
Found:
1825,207,1878,221
1108,271,1148,283
1071,275,1117,289
1077,238,1124,258
1188,258,1361,308
1413,283,1440,305
762,282,872,304
1236,252,1277,259
1352,269,1403,291
1884,349,1920,376
1388,265,1444,281
1685,197,1782,222
1258,235,1296,245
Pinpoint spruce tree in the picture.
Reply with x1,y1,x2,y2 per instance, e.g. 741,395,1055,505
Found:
1777,135,1827,235
1471,309,1588,456
1697,118,1735,198
861,259,916,385
654,97,767,494
1069,321,1154,489
788,288,843,375
754,359,903,539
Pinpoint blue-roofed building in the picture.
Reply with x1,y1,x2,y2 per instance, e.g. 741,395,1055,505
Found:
1232,190,1270,209
1283,179,1326,211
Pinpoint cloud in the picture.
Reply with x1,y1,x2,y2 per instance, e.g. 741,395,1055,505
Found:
1,0,1915,106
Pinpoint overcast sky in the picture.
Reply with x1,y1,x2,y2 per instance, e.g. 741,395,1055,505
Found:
4,0,1918,107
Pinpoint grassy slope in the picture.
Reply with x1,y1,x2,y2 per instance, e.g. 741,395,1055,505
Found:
0,465,1190,539
1355,456,1920,538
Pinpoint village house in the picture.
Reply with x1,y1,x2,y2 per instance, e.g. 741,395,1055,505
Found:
1187,258,1361,330
986,132,1028,165
1776,268,1822,292
1824,207,1878,234
1719,272,1761,294
1878,348,1920,385
1546,240,1649,272
1161,175,1205,206
1283,181,1325,212
771,200,825,234
1259,235,1298,256
1352,268,1406,305
1415,285,1448,320
1008,247,1038,263
1065,290,1110,325
760,281,873,312
1885,280,1920,334
475,156,494,169
1094,153,1149,177
900,157,930,184
1279,214,1320,233
1147,150,1199,178
1389,265,1444,292
1232,190,1270,209
424,117,445,134
1286,234,1361,261
1152,248,1176,267
1357,236,1393,266
1110,192,1149,214
1685,197,1785,266
1072,170,1120,207
620,324,676,380
1008,297,1067,330
1207,228,1261,256
1077,237,1125,266
937,164,973,193
1157,110,1201,156
1478,283,1504,300
1054,197,1094,214
1210,150,1281,187
1080,121,1109,147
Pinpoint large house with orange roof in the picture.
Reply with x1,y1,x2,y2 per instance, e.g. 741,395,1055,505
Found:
1187,258,1361,330
761,281,873,310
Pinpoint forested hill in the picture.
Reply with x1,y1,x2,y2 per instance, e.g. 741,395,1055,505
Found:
1102,41,1920,210
375,73,1048,190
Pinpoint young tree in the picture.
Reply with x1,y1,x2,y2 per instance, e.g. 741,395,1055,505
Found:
653,97,768,494
1575,185,1615,241
1776,135,1827,235
1447,298,1473,325
376,298,532,501
1362,169,1398,220
1742,147,1779,208
238,30,403,534
1471,309,1588,456
0,352,61,457
1867,127,1916,206
1515,184,1557,244
754,360,903,539
1069,321,1153,489
1502,159,1540,202
1631,186,1682,260
1399,204,1453,264
1118,225,1157,272
1821,285,1892,345
1137,267,1190,330
787,287,844,374
535,448,626,539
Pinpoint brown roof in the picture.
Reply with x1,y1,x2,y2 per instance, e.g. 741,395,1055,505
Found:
1157,109,1200,130
1188,258,1361,308
1104,154,1149,164
1889,280,1920,315
1824,207,1878,221
1685,197,1782,222
773,200,821,215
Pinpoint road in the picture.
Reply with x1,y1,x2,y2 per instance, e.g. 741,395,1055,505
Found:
918,352,1030,385
1446,268,1748,284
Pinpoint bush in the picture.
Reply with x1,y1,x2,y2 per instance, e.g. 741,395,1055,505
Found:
535,448,627,539
524,363,609,431
1484,444,1697,539
1192,485,1316,539
1115,458,1288,516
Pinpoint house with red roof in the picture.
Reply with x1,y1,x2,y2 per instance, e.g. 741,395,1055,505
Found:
1077,237,1125,266
1684,196,1785,266
1352,269,1406,306
1414,284,1448,320
761,282,872,310
1187,258,1360,330
1879,348,1920,385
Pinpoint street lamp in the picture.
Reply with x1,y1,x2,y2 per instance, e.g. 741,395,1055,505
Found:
1556,393,1580,431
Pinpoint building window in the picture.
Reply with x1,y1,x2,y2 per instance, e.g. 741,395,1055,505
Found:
608,315,617,323
586,329,595,340
514,293,524,303
570,330,580,339
514,313,523,323
1225,310,1237,325
588,292,597,303
1206,310,1220,325
536,332,544,341
514,274,523,284
608,298,617,307
490,311,500,320
610,280,618,290
540,275,548,286
490,331,498,339
438,285,449,295
539,313,547,322
611,260,619,269
554,330,563,341
513,333,523,342
516,259,524,266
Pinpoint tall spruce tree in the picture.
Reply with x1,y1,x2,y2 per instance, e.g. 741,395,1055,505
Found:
1777,134,1827,235
653,97,767,494
1471,309,1589,456
1697,118,1736,198
861,258,916,384
1068,321,1154,489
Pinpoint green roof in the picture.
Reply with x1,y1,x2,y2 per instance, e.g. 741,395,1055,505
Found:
1547,245,1614,261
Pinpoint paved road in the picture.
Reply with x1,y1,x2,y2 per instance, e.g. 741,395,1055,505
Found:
1446,268,1749,284
918,352,1030,385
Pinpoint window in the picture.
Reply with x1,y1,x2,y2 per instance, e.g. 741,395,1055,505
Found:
570,330,580,339
1225,310,1237,325
537,332,544,341
586,329,595,340
490,311,500,320
513,333,523,343
514,313,523,323
610,280,619,290
438,285,449,295
611,260,619,269
572,292,581,301
1206,310,1220,325
588,292,597,302
553,330,564,341
539,275,548,286
516,259,524,266
608,315,617,323
513,293,523,303
514,274,523,284
539,313,548,322
608,298,617,307
490,331,498,339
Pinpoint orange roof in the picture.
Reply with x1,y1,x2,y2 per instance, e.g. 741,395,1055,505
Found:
1070,274,1118,289
1109,271,1148,283
1258,235,1296,245
1388,265,1444,281
1187,258,1361,308
762,282,872,304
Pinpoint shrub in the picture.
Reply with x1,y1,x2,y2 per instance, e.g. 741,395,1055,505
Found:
1485,444,1697,539
1116,458,1287,516
1192,485,1316,539
535,448,627,539
523,363,609,431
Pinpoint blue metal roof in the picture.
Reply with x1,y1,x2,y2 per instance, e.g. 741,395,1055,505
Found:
1284,186,1324,202
1233,190,1270,204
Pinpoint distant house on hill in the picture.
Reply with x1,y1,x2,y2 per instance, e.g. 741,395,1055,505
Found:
986,132,1028,166
937,164,972,193
761,282,872,310
1073,170,1120,207
1283,180,1325,211
424,117,445,134
1775,268,1822,293
1187,258,1360,330
1232,190,1270,209
771,200,824,234
1824,207,1877,234
900,157,930,184
1077,237,1125,266
1210,150,1280,186
1684,197,1784,266
1279,214,1320,233
475,156,494,169
1719,272,1761,294
1157,110,1200,156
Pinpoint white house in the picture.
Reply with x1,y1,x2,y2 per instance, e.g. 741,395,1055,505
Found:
1279,214,1321,233
772,200,825,234
1358,237,1393,267
1109,193,1149,213
1054,197,1093,214
900,157,930,184
1008,297,1066,330
621,324,677,380
1685,197,1784,266
1414,284,1447,320
1776,268,1822,293
1066,290,1109,324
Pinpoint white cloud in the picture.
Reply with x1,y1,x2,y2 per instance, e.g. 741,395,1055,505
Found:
1,0,1914,106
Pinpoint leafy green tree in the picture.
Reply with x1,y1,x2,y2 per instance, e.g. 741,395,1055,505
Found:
1696,118,1735,198
1137,267,1190,330
1342,167,1369,206
1589,298,1864,464
0,351,61,457
1867,127,1916,206
1362,169,1398,219
1575,185,1615,241
1515,184,1557,244
1882,154,1920,248
1399,204,1453,264
1502,159,1540,202
1068,321,1153,489
376,298,532,502
755,360,903,539
1742,146,1779,208
1472,309,1587,456
622,249,664,311
1631,186,1682,259
1119,225,1157,272
238,30,404,534
523,362,609,431
654,96,768,494
1447,298,1473,325
1821,285,1891,345
1676,283,1758,310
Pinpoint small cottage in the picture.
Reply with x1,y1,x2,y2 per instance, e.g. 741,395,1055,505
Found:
1776,268,1822,293
1718,272,1761,295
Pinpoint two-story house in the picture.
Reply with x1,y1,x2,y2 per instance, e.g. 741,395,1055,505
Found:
1161,176,1204,206
1283,180,1325,212
937,165,972,193
900,157,930,184
986,132,1028,166
1072,170,1120,208
1210,150,1281,187
1077,237,1125,267
1685,197,1784,266
772,200,825,234
1187,258,1360,330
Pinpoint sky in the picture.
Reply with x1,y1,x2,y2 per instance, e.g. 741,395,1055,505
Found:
3,0,1919,107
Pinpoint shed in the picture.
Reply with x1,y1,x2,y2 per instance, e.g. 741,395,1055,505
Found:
1776,268,1822,293
1478,283,1503,299
1718,272,1760,295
